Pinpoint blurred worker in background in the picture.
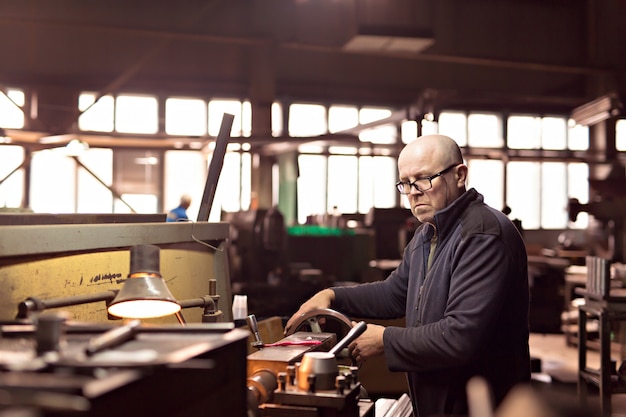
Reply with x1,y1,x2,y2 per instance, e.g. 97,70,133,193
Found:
166,194,192,222
286,134,530,417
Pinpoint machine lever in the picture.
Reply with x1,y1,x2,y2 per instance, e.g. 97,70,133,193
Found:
246,314,264,348
85,320,141,356
329,321,367,357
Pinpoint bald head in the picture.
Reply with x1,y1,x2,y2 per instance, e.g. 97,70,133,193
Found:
398,134,463,170
397,135,467,226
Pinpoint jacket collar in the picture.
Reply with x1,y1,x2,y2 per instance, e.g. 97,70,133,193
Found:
421,188,482,242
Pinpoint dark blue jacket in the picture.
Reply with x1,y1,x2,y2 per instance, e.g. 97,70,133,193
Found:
332,188,530,417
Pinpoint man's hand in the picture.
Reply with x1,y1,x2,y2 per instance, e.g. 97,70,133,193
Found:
284,289,335,335
348,322,385,364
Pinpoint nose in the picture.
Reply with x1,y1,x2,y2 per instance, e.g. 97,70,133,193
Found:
409,185,424,196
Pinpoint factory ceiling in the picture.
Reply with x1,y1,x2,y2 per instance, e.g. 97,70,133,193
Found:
0,0,625,150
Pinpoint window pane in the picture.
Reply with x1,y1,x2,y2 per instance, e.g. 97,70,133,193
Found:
0,146,25,207
241,152,252,210
328,155,358,213
242,101,252,137
0,89,25,129
507,161,540,229
209,99,245,137
467,159,504,212
297,154,327,224
568,122,589,150
541,162,568,229
359,124,397,144
212,152,241,218
114,150,160,195
358,107,398,143
508,115,540,149
78,93,114,132
272,102,283,137
115,194,158,214
329,105,358,133
568,162,589,229
360,107,392,124
31,150,76,213
116,95,158,134
358,156,374,212
164,150,207,222
541,117,567,150
421,119,438,136
439,111,467,146
289,103,327,137
165,98,206,136
372,156,396,209
617,119,626,151
360,156,396,212
401,120,418,143
468,113,503,148
77,148,113,213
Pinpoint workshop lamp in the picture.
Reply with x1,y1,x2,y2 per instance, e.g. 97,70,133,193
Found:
16,244,225,323
107,244,181,319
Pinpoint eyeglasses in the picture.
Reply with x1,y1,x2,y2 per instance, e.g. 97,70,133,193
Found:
396,164,458,195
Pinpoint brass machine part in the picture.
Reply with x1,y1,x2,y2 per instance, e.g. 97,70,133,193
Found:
247,332,336,378
247,332,336,415
247,324,374,417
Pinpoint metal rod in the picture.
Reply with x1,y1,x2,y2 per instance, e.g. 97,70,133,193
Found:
197,112,234,222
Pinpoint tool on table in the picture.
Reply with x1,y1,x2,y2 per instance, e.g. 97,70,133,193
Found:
84,319,141,356
246,314,264,348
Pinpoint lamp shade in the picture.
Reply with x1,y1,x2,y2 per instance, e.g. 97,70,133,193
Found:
107,245,181,319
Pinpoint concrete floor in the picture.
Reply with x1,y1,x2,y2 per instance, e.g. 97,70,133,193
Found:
528,333,626,417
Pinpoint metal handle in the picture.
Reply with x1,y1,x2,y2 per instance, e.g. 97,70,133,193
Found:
246,314,264,348
329,321,367,357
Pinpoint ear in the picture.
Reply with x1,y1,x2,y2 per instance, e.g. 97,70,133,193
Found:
455,164,468,186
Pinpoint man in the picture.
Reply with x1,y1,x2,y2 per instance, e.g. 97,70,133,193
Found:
166,194,192,222
286,134,530,417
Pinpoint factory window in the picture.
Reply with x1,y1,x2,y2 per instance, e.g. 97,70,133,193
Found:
293,103,398,223
0,146,25,208
78,93,114,132
567,163,589,228
468,159,505,212
164,150,207,222
362,156,397,212
113,150,160,214
507,161,541,229
617,119,626,151
30,149,77,213
439,112,467,146
437,111,588,230
208,99,251,137
329,105,359,133
0,89,25,129
116,95,159,134
328,155,358,214
401,120,418,143
289,103,327,137
358,107,396,144
298,154,327,224
468,113,503,148
272,102,284,136
76,149,114,213
568,123,589,150
165,98,206,136
508,115,568,150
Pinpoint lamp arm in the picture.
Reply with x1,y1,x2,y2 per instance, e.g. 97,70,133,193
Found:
16,290,119,320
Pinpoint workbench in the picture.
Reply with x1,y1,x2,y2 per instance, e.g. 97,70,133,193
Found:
577,287,626,417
